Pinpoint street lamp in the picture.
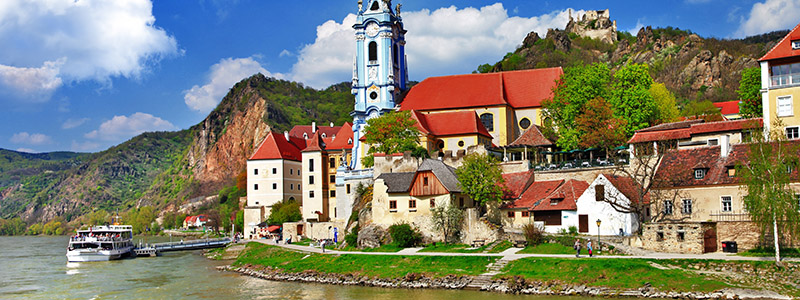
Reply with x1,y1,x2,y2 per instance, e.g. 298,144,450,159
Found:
596,219,602,253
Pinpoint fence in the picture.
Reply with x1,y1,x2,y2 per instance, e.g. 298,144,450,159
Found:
709,211,751,222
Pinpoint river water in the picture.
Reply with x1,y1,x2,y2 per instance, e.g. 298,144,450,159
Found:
0,236,585,299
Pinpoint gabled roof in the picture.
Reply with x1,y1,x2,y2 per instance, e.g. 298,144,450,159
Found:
690,118,762,135
713,100,740,116
627,118,763,144
759,22,800,62
377,172,415,193
601,174,650,204
326,122,354,150
531,179,589,211
399,68,562,111
414,111,492,138
628,128,691,144
503,179,563,209
417,159,462,192
249,131,306,161
501,170,535,199
508,125,554,147
289,124,342,139
302,132,325,152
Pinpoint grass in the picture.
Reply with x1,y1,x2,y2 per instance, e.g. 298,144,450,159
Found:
337,243,404,253
501,257,731,292
488,241,513,253
518,243,576,254
235,242,496,278
738,247,800,258
418,243,487,253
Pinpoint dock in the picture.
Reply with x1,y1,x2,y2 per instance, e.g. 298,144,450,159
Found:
134,237,231,257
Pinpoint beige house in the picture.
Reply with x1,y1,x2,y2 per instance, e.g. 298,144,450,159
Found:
760,22,800,136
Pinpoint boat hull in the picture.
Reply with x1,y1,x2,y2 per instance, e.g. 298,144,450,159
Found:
66,247,133,262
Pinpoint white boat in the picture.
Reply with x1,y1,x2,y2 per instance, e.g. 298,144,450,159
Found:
66,224,134,262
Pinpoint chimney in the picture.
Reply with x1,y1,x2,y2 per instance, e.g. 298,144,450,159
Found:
720,135,731,157
284,131,290,141
330,122,334,127
312,122,316,133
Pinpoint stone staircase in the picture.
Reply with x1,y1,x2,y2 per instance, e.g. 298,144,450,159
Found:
464,257,512,290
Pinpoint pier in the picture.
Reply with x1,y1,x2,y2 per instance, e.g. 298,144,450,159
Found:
134,237,231,257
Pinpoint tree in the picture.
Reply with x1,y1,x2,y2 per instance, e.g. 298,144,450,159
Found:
608,63,657,135
738,67,762,119
575,97,628,158
362,110,427,167
476,63,493,73
266,199,302,225
681,100,723,122
431,205,464,243
649,82,680,124
737,120,800,264
543,63,611,150
455,153,504,208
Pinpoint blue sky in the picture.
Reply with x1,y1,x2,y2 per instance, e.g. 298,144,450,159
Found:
1,0,798,153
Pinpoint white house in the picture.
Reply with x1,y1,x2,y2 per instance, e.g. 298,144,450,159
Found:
574,173,640,236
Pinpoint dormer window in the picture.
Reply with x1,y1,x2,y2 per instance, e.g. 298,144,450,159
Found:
694,168,707,179
707,139,718,146
727,166,736,177
321,133,327,138
303,133,308,139
550,198,562,205
793,40,800,50
348,138,353,144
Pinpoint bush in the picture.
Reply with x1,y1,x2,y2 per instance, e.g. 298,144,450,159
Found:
522,223,545,245
568,226,579,235
388,223,421,248
345,225,360,247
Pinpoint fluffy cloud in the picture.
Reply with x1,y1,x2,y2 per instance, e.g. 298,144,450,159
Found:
61,118,90,129
0,0,178,101
288,3,577,89
85,112,177,142
15,148,36,153
735,0,800,37
10,132,52,145
184,57,277,113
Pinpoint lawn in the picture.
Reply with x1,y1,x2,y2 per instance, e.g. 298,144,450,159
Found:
501,257,731,292
738,247,800,258
418,243,487,253
235,242,496,278
517,243,575,254
488,241,513,253
337,243,404,253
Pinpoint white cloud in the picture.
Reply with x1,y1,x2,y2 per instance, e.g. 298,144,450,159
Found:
85,112,177,142
735,0,800,37
628,19,646,35
62,118,90,129
15,148,36,153
279,49,294,57
184,57,278,113
288,3,578,89
10,132,52,145
70,140,100,152
0,0,179,101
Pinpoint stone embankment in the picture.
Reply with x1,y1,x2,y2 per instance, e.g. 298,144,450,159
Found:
219,264,790,299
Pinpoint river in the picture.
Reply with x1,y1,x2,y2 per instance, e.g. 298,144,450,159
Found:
0,236,586,299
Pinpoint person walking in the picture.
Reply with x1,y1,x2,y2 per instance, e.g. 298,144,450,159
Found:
574,239,581,257
587,240,593,257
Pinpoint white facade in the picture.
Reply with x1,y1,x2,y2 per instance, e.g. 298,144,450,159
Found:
244,159,302,238
302,152,327,222
574,174,639,236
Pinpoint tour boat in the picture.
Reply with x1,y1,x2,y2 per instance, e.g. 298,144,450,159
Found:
66,224,134,262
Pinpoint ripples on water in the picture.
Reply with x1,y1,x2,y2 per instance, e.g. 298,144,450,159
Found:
0,236,587,300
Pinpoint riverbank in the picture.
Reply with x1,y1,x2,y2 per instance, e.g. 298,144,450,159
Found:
217,242,799,299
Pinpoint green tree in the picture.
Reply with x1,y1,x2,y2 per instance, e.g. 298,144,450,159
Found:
27,223,43,235
431,205,464,243
362,110,427,167
649,82,680,123
543,63,611,150
84,209,110,226
455,153,504,208
681,100,723,122
608,63,656,135
476,63,493,73
266,199,302,225
0,218,27,235
736,120,800,264
575,97,629,158
738,67,762,119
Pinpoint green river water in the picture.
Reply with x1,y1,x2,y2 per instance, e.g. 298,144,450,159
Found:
0,236,587,299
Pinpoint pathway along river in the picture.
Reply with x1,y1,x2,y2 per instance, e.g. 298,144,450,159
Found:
0,236,588,299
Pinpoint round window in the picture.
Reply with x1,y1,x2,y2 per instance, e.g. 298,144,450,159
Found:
437,140,445,149
369,92,378,100
458,141,465,147
519,118,531,129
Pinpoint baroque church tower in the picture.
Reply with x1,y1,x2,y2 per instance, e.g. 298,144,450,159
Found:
350,0,408,169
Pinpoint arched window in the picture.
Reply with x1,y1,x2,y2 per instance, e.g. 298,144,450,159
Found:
370,0,379,10
480,113,494,132
393,44,398,66
368,41,378,62
436,140,445,150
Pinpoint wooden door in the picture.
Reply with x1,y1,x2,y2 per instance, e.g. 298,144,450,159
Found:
703,228,717,253
579,214,589,233
297,224,304,236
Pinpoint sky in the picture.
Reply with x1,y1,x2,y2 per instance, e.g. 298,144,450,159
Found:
1,0,798,153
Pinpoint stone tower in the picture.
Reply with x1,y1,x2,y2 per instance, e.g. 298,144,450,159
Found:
350,0,408,169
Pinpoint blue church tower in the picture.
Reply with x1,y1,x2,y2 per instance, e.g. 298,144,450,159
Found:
350,0,408,169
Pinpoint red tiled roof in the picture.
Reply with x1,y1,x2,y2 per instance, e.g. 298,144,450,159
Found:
503,179,563,209
627,118,763,144
759,22,800,62
399,68,562,111
302,132,325,152
627,128,691,144
417,111,492,138
326,122,354,150
501,170,535,199
602,174,650,204
531,179,588,211
508,125,554,147
289,125,342,139
690,118,762,135
635,119,702,133
249,131,305,161
712,101,740,115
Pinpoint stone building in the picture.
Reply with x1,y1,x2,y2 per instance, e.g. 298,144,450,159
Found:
565,9,617,44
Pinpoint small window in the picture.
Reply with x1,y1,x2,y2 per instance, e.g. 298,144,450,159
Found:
346,184,351,194
677,232,685,242
787,127,799,140
330,190,336,198
389,200,397,210
272,168,277,174
682,199,692,215
519,118,531,130
694,169,706,179
290,184,294,190
309,175,314,185
370,0,379,11
309,190,315,198
507,211,515,218
521,211,530,217
550,198,561,205
297,184,301,190
793,40,800,50
480,113,494,132
430,199,435,208
321,133,327,138
707,139,718,146
369,91,378,100
727,167,736,177
423,177,429,186
309,159,314,172
254,169,258,175
272,183,277,190
664,200,673,215
657,232,664,241
409,199,416,209
290,169,293,175
254,184,259,190
778,96,793,117
330,157,336,168
255,201,259,205
330,175,336,183
721,196,732,212
457,140,465,147
595,185,605,202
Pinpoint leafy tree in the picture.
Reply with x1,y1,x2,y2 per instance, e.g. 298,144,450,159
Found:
43,219,65,235
738,67,762,119
455,153,504,208
681,100,723,122
83,209,110,226
362,110,427,167
266,199,302,225
476,63,493,73
388,223,421,247
27,223,43,235
575,97,629,158
234,210,244,233
737,120,800,264
608,63,656,135
649,82,680,123
431,205,464,243
0,218,27,235
543,63,611,150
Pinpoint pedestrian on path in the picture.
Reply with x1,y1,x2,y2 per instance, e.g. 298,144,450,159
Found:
574,239,581,257
321,239,326,253
587,240,593,257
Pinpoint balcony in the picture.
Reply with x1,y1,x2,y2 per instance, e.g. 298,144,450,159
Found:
770,73,800,87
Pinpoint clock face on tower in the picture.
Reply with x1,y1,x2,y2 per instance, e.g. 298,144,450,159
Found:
366,22,379,37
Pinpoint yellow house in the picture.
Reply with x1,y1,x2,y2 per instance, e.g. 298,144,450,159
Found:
760,22,800,137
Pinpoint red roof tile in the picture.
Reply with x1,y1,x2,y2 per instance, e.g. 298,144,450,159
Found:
417,111,492,138
531,179,588,211
504,179,563,209
501,170,535,199
602,174,650,204
712,101,741,115
690,118,762,135
508,125,554,147
289,125,342,139
636,119,702,133
759,22,800,62
249,131,305,161
399,68,562,111
627,118,763,144
627,128,691,144
302,132,325,152
326,122,354,150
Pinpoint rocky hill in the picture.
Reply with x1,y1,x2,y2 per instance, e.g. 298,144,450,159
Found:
0,74,353,223
483,24,788,103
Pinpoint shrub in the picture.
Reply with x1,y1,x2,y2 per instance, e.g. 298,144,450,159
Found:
388,223,421,248
345,225,360,247
522,223,545,245
568,226,579,235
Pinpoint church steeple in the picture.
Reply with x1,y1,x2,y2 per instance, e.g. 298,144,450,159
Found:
350,0,408,169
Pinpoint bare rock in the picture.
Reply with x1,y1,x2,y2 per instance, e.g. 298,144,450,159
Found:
357,224,388,249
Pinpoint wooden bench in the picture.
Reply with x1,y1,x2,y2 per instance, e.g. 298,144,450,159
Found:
471,239,486,247
513,240,528,248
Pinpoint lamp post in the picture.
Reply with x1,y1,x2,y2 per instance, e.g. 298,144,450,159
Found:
596,219,602,253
